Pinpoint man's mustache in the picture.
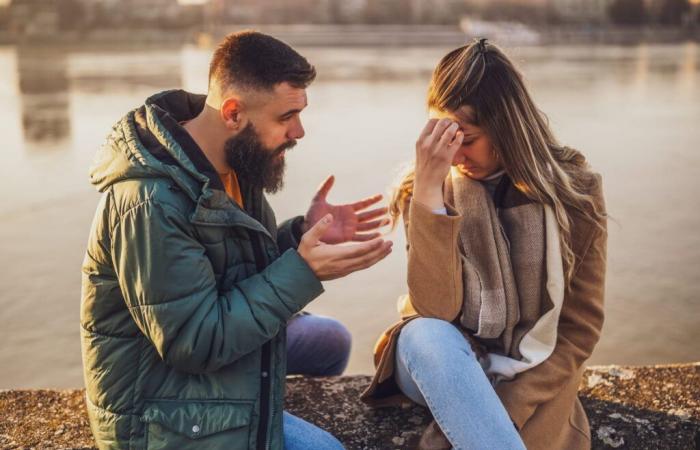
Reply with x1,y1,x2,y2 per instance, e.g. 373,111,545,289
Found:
274,140,297,155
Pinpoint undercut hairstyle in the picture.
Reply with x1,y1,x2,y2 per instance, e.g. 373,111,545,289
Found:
208,30,316,92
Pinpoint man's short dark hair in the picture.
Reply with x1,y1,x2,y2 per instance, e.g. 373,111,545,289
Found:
209,30,316,92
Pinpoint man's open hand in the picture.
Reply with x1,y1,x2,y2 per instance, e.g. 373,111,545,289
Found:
298,214,393,281
302,175,389,244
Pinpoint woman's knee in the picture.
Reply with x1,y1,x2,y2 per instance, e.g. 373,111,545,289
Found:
397,317,471,366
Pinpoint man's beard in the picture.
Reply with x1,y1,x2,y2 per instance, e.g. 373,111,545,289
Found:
224,123,296,194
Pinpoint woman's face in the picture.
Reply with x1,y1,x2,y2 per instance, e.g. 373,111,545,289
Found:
430,107,502,180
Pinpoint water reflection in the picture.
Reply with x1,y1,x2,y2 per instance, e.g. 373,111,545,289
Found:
678,42,697,90
632,44,649,92
0,42,698,388
16,46,70,146
14,46,183,152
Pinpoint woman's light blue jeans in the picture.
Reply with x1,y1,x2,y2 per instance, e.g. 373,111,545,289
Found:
283,411,345,449
395,317,526,450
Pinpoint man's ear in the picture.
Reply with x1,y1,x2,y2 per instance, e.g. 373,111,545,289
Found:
220,97,245,131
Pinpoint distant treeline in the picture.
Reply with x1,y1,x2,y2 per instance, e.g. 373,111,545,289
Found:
0,0,698,36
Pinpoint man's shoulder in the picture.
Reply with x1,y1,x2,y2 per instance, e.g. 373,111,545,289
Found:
109,177,194,219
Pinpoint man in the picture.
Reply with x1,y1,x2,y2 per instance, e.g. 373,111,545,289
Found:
80,30,392,449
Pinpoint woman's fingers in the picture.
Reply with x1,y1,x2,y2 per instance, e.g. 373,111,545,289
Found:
446,130,464,158
418,118,440,142
436,121,459,153
417,118,460,161
418,118,449,152
429,118,454,145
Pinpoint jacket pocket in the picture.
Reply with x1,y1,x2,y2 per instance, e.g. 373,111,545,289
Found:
142,399,254,450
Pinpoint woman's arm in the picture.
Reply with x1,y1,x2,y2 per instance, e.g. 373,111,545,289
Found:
401,198,464,321
399,117,466,321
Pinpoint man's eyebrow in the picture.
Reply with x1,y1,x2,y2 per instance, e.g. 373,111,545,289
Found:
279,100,308,118
280,108,303,118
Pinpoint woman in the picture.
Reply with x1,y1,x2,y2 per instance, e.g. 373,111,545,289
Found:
361,39,607,450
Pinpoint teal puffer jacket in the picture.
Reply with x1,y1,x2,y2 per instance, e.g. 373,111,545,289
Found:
80,90,323,450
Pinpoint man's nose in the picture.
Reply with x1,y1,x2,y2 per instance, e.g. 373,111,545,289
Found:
287,120,305,140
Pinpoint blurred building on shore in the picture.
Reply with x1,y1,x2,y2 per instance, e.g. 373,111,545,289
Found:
1,0,697,37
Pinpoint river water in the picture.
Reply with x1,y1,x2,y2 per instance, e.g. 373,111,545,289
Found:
0,42,698,388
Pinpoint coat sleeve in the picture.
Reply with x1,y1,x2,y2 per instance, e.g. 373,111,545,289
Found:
276,216,305,253
111,200,323,374
403,198,464,322
495,189,607,429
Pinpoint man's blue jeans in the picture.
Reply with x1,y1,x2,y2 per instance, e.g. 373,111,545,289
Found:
395,317,526,450
283,313,351,449
286,313,352,376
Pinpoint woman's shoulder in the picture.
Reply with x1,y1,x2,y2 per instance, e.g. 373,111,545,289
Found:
579,170,604,202
565,168,607,246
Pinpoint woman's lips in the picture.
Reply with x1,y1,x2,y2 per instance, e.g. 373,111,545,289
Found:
458,164,478,173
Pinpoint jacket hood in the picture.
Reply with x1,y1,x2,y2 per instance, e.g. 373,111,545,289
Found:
89,90,222,200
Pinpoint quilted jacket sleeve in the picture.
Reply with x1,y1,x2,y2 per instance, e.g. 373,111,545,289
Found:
111,200,323,374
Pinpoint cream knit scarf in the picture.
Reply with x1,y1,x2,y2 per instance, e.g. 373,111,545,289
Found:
445,169,566,381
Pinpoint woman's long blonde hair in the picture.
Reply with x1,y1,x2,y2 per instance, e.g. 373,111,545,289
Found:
390,39,606,287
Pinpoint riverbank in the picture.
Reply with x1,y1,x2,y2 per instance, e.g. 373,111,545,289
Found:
1,24,698,49
1,363,698,449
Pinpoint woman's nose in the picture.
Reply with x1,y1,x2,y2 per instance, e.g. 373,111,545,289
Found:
452,151,467,166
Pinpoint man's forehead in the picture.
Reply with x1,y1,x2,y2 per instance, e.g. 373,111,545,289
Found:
269,82,307,109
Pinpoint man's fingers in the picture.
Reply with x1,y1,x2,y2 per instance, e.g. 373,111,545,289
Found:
356,206,388,222
342,241,393,273
313,175,335,201
301,213,333,246
351,194,383,211
357,219,390,232
351,232,382,242
329,237,385,259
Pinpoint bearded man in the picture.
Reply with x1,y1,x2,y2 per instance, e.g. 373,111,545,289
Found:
80,30,391,450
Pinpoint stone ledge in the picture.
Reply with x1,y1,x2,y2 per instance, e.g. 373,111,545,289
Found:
1,363,698,449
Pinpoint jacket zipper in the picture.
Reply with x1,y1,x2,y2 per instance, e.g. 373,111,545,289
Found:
250,230,273,450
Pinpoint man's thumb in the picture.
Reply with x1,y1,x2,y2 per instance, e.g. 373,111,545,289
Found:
304,214,333,244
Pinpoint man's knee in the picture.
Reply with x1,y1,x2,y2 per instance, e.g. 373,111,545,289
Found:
286,314,352,376
311,316,351,375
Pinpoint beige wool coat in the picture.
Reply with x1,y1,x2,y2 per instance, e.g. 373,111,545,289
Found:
361,174,607,450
